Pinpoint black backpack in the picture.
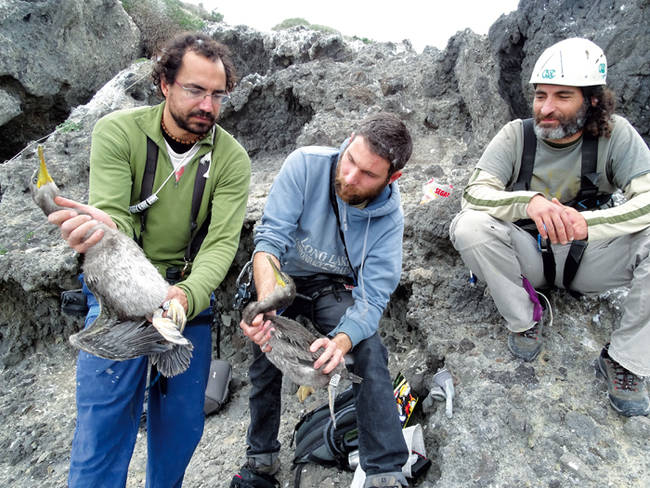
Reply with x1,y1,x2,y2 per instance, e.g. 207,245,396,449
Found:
291,387,359,486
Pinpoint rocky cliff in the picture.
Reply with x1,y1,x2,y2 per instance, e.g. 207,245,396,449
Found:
0,0,140,161
0,0,648,486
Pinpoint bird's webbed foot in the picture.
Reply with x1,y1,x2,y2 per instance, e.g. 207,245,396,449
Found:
296,385,315,402
152,299,189,345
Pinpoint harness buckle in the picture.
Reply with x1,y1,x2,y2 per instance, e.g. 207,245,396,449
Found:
537,234,551,253
232,260,254,311
181,259,191,278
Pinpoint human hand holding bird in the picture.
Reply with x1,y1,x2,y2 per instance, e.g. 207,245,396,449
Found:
29,146,192,376
240,255,361,421
47,195,116,254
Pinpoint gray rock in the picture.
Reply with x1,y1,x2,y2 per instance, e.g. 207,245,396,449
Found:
0,0,140,161
0,88,22,126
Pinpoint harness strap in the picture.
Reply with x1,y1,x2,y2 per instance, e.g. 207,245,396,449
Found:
137,137,159,244
184,154,210,266
563,239,588,297
512,118,537,191
329,155,358,284
293,465,302,488
577,133,599,205
137,136,212,265
212,299,223,359
538,237,556,287
514,119,603,294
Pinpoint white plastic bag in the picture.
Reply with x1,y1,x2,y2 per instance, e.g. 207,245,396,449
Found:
350,424,426,487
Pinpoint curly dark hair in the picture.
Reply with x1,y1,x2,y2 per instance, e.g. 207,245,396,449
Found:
581,85,616,138
151,32,237,96
355,112,413,174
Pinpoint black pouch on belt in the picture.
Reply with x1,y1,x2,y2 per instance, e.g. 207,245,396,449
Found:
204,309,232,415
204,358,232,415
61,289,89,317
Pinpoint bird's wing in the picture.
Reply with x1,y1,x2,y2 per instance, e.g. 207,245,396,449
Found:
265,315,336,388
69,296,172,360
150,342,194,377
266,315,324,356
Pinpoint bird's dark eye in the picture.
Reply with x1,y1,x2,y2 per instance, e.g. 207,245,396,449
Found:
32,176,38,184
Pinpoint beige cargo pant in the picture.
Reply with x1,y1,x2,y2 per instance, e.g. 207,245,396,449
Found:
450,209,650,376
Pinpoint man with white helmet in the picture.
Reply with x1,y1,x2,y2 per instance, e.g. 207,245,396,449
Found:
449,38,650,417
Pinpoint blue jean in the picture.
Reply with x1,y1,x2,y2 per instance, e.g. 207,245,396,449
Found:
246,275,408,477
68,280,212,488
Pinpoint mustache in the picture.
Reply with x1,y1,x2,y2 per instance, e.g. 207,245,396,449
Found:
535,114,561,123
189,110,215,122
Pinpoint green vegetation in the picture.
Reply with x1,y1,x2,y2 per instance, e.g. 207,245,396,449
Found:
272,17,339,35
207,10,224,22
0,228,41,255
120,0,224,56
163,0,204,30
352,35,373,44
55,120,82,134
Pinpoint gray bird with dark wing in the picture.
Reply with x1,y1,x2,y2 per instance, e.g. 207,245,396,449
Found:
29,146,192,377
243,256,362,426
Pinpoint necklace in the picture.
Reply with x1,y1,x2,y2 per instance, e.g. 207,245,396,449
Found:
161,118,201,145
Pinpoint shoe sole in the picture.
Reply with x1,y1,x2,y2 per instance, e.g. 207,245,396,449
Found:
507,336,542,362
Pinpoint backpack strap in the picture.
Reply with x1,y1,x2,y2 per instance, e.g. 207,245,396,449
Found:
514,119,605,207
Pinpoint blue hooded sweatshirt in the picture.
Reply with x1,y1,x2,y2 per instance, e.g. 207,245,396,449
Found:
254,141,403,346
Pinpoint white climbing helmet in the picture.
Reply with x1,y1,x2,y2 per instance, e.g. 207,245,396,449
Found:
529,37,607,86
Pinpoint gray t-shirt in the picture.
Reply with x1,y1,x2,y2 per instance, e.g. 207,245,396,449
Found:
476,114,649,202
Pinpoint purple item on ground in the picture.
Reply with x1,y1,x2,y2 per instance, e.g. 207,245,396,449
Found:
521,275,543,322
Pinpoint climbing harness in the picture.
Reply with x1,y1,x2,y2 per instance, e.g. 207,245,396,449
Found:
512,118,613,295
133,130,218,276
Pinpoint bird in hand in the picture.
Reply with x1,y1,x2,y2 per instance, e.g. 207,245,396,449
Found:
29,145,192,377
242,256,362,425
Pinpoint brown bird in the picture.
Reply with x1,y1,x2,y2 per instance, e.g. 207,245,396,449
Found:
243,256,362,425
29,146,192,377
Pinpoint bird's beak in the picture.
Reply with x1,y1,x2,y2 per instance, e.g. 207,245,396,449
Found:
36,145,54,189
266,256,288,288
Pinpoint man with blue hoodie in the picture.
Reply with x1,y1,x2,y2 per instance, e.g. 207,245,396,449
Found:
232,113,413,488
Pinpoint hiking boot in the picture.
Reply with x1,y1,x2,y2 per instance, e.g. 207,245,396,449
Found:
507,321,542,361
230,457,280,488
507,289,551,362
364,473,408,488
596,345,650,417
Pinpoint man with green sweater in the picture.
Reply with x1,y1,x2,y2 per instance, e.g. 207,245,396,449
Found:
48,33,250,486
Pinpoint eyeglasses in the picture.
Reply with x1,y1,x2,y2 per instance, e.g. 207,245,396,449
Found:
174,81,230,104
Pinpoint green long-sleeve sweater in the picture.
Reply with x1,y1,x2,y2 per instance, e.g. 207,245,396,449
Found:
88,103,250,319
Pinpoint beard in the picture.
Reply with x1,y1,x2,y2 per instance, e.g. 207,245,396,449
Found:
335,165,390,205
534,99,589,141
170,106,216,136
